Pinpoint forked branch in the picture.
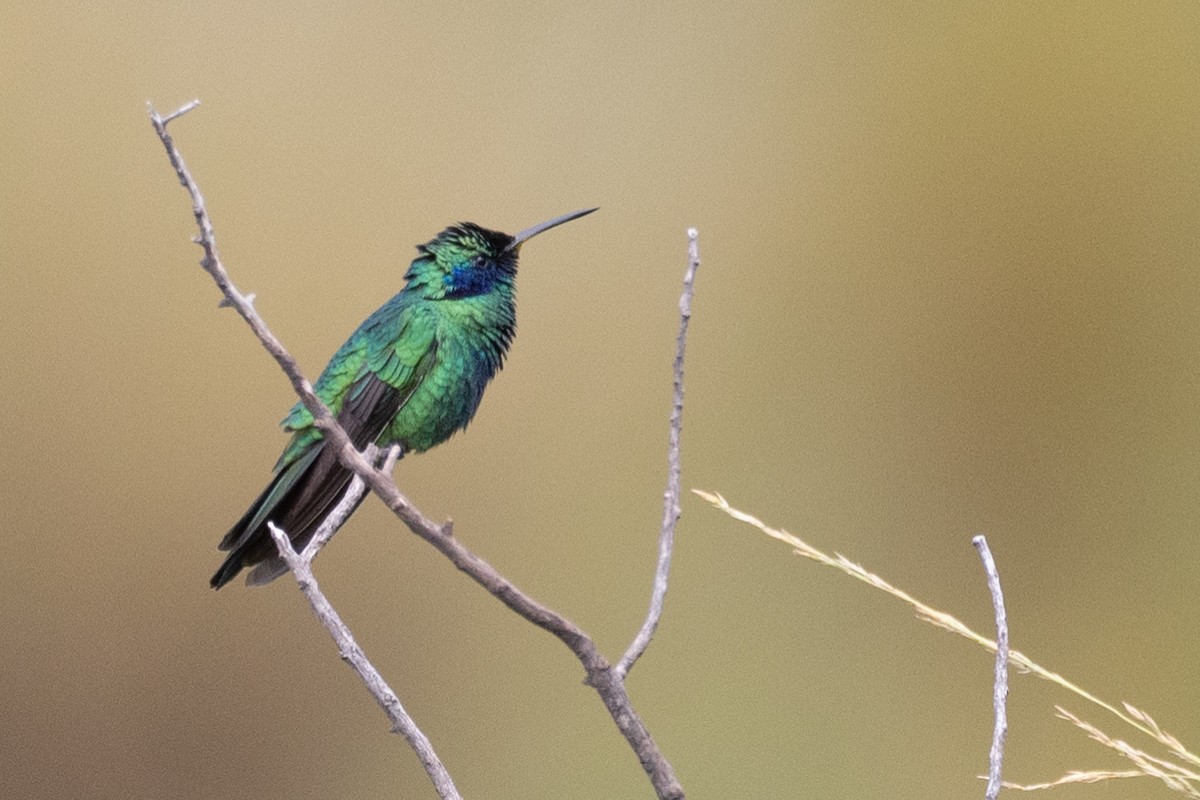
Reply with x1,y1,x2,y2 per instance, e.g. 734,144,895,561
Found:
150,100,688,800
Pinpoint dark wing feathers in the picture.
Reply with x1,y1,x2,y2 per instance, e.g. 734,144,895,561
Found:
209,372,407,588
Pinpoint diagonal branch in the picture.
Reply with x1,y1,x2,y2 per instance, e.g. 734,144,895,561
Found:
147,100,346,451
616,228,700,680
150,100,685,800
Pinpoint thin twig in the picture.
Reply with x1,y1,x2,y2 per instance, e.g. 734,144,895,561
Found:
148,101,342,444
150,101,684,800
304,444,401,560
247,444,402,586
162,98,201,123
973,535,1008,800
617,228,700,680
268,521,462,800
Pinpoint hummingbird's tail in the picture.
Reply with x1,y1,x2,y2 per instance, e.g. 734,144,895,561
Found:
211,373,407,589
210,442,360,589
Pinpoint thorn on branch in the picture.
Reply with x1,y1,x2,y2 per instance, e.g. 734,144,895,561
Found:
218,293,254,309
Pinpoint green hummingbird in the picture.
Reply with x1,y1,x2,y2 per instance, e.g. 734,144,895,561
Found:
211,208,597,589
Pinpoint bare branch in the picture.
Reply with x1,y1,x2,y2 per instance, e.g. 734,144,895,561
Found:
973,535,1009,800
148,101,348,460
150,102,684,799
362,464,684,798
268,522,462,800
617,228,701,680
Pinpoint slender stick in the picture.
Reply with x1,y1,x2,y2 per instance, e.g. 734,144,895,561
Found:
617,228,700,680
147,101,340,440
973,535,1009,800
247,444,401,586
150,101,684,799
268,521,462,800
302,444,401,560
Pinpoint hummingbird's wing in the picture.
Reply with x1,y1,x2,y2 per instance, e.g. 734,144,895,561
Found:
239,367,422,586
211,309,439,588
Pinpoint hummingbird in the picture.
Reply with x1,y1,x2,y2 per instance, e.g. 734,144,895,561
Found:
210,208,598,589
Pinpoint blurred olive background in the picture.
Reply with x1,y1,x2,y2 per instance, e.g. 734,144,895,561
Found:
2,3,1199,798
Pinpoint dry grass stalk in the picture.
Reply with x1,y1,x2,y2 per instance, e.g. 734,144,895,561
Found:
695,489,1198,795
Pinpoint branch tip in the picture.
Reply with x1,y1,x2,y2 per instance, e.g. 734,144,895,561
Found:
161,99,201,125
974,535,1009,800
616,228,701,680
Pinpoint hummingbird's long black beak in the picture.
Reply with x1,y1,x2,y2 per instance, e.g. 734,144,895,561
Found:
506,207,598,253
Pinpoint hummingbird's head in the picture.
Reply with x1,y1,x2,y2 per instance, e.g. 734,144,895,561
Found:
407,223,516,300
404,209,597,300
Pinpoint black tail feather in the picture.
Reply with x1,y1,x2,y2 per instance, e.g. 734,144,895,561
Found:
210,444,357,589
211,374,406,589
